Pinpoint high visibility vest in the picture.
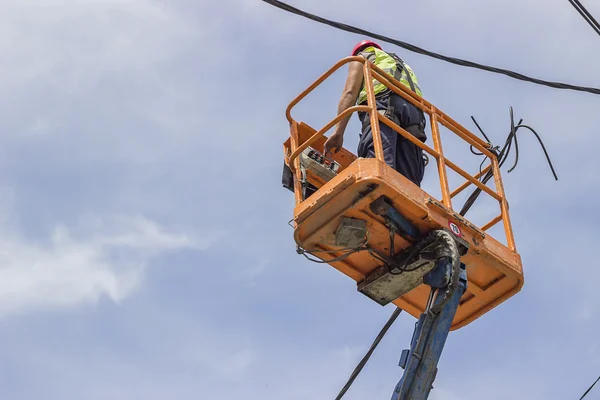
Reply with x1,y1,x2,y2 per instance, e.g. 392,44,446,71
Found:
356,46,422,105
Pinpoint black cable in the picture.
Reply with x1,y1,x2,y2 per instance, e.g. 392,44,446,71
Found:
470,116,492,144
335,307,403,400
478,157,487,181
366,247,389,265
388,243,434,275
298,247,363,264
261,0,600,96
298,242,419,274
298,242,388,265
568,0,600,37
459,108,558,217
573,0,600,29
580,374,600,399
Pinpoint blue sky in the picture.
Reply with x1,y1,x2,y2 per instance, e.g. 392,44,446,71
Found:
0,0,599,399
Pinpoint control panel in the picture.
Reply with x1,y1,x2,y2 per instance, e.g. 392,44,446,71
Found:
299,147,341,182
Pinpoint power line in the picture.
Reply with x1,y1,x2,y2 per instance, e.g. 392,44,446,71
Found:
580,374,600,400
335,307,402,400
261,0,600,96
568,0,600,37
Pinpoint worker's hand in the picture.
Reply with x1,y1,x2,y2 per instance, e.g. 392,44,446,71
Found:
324,132,344,156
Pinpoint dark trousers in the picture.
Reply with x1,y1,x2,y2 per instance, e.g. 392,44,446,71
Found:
357,93,427,186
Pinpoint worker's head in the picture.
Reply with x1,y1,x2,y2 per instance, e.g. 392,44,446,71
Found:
351,40,381,56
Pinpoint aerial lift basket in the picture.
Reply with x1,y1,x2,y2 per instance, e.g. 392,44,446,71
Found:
283,56,523,330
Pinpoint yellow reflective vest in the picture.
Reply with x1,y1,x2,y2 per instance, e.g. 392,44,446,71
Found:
356,46,422,105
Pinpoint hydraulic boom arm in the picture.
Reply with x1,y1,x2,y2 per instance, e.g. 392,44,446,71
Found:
391,258,467,399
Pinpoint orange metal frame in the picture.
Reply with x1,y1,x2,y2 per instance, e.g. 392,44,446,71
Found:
286,56,516,250
283,56,523,330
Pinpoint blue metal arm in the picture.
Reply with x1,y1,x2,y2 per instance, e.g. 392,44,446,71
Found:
390,260,468,400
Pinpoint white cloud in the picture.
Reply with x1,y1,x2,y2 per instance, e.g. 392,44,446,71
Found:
0,0,207,167
0,211,220,319
0,0,194,88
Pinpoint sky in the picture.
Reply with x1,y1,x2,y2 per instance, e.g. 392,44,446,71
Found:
0,0,599,399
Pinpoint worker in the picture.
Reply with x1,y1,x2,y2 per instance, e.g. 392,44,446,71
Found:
324,40,427,186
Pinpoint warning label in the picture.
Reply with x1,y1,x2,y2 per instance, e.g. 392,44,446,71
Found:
448,221,462,237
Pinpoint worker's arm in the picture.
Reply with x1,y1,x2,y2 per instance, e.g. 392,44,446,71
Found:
324,61,364,155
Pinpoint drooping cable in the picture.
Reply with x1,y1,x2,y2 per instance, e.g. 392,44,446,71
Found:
334,307,403,400
459,108,558,217
260,0,600,96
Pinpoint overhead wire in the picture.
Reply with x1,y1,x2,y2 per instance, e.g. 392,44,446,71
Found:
580,374,600,399
334,307,403,400
567,0,600,37
260,0,600,96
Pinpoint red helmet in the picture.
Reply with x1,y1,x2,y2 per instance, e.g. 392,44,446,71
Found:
351,40,381,56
